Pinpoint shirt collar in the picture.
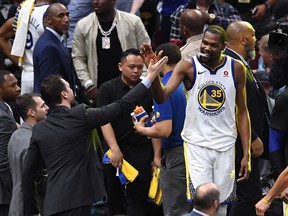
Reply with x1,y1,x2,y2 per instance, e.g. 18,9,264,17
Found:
46,27,64,43
225,47,249,66
186,33,203,44
194,209,209,216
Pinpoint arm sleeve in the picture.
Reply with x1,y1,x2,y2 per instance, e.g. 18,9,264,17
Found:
23,139,42,215
87,83,149,128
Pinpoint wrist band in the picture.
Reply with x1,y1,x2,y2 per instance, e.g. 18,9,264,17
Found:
86,85,97,93
262,197,272,205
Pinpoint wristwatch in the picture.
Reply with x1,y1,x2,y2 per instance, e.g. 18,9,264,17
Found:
209,13,216,23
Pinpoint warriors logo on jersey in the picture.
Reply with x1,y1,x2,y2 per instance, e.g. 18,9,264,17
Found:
198,83,226,112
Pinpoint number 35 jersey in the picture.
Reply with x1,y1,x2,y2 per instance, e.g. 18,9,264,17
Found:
182,55,238,151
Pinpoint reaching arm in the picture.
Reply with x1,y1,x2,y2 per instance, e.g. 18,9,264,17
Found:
0,17,18,65
101,123,123,168
134,116,172,138
255,166,288,215
130,0,145,14
234,60,251,182
151,138,162,168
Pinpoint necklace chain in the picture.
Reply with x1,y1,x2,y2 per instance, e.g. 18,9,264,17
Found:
98,17,117,37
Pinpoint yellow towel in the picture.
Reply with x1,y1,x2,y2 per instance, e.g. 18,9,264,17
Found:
11,0,35,66
148,167,160,199
154,187,162,205
106,149,139,183
148,167,162,205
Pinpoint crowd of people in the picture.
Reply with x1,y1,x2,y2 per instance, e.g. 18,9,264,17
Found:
0,0,288,216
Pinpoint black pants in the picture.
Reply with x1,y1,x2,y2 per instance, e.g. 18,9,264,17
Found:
104,161,152,216
0,204,9,216
52,205,91,216
228,156,262,215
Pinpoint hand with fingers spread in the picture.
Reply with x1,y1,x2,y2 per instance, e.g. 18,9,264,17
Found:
146,56,168,82
140,43,163,67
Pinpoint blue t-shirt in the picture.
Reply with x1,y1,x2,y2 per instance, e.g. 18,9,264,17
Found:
154,70,187,149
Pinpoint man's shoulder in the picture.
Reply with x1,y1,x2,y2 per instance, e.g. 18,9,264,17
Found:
77,12,95,26
116,9,141,23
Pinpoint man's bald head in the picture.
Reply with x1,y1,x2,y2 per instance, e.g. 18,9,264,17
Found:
226,21,255,42
180,9,206,38
46,3,66,17
194,183,220,211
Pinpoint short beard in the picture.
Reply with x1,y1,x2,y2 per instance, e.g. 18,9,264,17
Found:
247,48,256,61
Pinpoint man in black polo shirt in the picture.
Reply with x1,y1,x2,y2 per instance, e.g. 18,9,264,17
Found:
97,48,154,216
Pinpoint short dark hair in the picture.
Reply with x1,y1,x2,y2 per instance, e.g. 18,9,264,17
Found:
204,25,227,44
40,75,66,108
193,184,220,210
0,70,11,85
120,48,141,63
156,43,181,65
16,93,41,120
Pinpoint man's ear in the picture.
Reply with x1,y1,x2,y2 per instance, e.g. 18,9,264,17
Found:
118,62,122,72
28,108,35,117
61,90,68,99
240,35,246,45
213,199,220,209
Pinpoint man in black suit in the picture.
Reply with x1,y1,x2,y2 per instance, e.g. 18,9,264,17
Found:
33,3,84,103
225,21,270,216
0,70,20,215
22,57,168,214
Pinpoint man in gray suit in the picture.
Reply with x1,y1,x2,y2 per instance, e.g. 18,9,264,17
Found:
0,70,20,215
8,93,48,216
185,183,220,216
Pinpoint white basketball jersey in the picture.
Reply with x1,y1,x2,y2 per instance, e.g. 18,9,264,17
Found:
14,4,49,71
182,55,237,151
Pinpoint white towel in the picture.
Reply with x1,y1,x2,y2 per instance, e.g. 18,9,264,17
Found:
11,0,35,65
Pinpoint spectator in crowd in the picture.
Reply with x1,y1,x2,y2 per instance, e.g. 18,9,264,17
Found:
179,9,206,59
0,0,52,94
115,0,145,16
72,0,150,105
8,93,48,216
267,0,288,92
66,0,93,51
228,0,276,40
225,20,270,216
22,56,168,215
97,49,155,216
257,34,274,73
153,0,188,47
268,73,288,179
134,43,191,216
170,0,241,47
33,3,85,104
0,69,20,216
141,25,251,216
184,183,220,216
256,34,284,99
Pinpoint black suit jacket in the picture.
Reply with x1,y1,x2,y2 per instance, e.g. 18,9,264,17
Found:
224,48,270,161
22,83,150,215
33,29,79,95
0,101,17,205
